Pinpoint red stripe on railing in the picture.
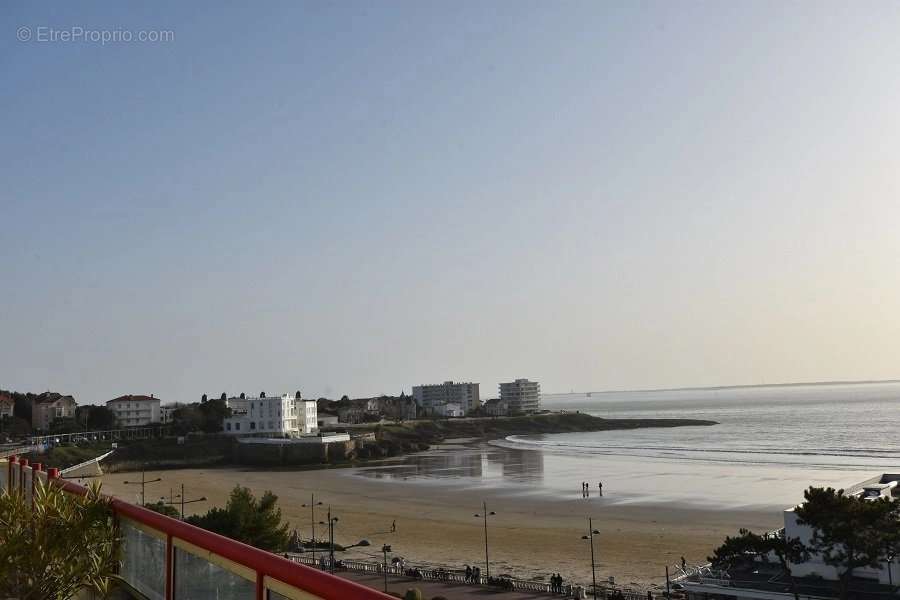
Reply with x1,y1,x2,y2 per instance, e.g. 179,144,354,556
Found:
50,475,392,600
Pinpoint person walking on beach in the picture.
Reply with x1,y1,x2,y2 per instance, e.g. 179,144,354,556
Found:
391,519,396,533
598,481,603,496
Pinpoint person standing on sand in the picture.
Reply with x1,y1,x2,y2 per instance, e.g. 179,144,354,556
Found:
598,481,603,496
391,519,396,533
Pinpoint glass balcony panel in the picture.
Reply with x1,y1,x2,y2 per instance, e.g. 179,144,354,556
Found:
121,521,166,600
174,547,256,599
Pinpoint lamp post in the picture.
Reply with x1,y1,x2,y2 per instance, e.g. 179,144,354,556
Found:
302,495,324,564
319,507,339,573
123,468,161,506
473,501,496,579
163,483,205,520
381,544,392,593
581,517,600,600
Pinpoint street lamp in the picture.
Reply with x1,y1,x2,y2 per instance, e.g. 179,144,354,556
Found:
161,483,206,520
381,544,392,593
473,501,496,579
123,468,162,506
318,507,339,573
301,495,324,564
581,517,600,600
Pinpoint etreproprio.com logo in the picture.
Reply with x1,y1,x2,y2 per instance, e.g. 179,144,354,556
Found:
17,26,175,44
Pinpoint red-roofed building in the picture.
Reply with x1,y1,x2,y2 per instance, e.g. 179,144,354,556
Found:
106,394,161,427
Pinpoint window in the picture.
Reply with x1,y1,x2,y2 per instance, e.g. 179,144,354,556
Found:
250,422,256,430
235,422,241,431
226,422,231,431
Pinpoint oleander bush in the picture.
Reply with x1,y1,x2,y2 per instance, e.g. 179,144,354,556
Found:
0,479,120,600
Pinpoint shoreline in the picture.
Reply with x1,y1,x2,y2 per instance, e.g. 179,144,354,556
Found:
96,457,781,588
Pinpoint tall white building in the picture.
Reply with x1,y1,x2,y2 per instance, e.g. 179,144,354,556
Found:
499,379,541,414
106,394,161,427
412,381,480,415
223,393,317,437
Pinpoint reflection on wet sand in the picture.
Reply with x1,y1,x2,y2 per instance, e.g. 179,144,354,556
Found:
356,442,544,487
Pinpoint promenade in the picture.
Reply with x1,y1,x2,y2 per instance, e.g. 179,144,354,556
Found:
335,570,570,599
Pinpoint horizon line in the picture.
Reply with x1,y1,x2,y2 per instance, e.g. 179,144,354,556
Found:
546,378,900,397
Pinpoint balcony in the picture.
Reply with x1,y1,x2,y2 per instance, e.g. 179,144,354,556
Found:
1,456,392,600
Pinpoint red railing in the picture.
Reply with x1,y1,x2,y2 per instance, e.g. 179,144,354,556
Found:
2,455,393,600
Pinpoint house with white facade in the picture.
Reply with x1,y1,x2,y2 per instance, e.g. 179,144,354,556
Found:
679,473,900,600
106,394,161,427
223,392,317,437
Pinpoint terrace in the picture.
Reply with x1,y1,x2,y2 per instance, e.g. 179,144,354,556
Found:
1,456,392,600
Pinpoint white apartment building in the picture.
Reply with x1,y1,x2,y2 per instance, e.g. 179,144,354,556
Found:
499,379,541,414
106,394,161,427
412,381,480,415
223,393,318,437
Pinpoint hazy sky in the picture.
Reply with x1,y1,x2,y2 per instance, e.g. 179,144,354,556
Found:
3,1,900,404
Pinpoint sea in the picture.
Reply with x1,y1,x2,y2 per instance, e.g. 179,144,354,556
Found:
354,381,900,510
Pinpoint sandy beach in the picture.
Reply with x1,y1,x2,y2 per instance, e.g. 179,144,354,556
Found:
97,462,781,589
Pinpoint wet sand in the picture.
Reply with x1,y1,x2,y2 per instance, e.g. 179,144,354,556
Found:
97,464,781,588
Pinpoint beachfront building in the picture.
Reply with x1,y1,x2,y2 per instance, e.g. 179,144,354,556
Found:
499,379,541,414
433,402,463,417
106,394,161,427
31,392,77,431
0,393,13,419
223,392,318,437
159,403,183,424
412,381,480,416
679,473,900,600
482,398,508,417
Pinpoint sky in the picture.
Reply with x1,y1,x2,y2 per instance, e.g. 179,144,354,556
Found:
2,1,900,404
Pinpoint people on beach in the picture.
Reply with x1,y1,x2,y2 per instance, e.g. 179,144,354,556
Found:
550,573,564,593
473,566,481,583
465,565,472,583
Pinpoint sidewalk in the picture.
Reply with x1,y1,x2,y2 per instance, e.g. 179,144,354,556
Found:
335,570,573,599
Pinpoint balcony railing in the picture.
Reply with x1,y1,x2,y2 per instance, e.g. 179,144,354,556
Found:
1,456,392,600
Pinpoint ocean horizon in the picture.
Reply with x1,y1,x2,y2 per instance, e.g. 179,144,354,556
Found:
355,381,900,511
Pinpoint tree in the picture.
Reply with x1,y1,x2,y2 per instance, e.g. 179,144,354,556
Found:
795,487,900,600
144,500,182,519
710,528,807,600
187,485,290,552
75,405,116,431
0,480,120,599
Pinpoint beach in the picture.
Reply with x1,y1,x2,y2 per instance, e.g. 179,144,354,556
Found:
98,461,780,588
